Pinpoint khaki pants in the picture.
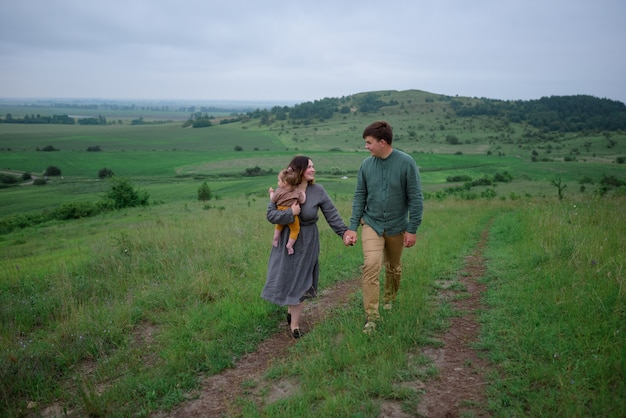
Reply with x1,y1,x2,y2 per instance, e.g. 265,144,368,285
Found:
361,224,404,321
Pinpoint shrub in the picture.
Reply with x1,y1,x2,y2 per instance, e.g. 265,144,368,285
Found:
599,174,625,188
99,178,149,210
33,178,47,186
446,135,460,145
44,166,62,176
0,212,48,234
469,175,493,187
98,168,115,179
38,145,59,152
52,202,100,220
0,173,19,185
493,171,513,182
22,172,32,181
446,175,472,183
242,166,268,177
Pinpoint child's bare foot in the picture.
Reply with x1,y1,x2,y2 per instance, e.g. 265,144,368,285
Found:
272,238,279,247
286,245,294,255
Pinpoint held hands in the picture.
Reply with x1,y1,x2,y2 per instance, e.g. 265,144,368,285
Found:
343,230,357,246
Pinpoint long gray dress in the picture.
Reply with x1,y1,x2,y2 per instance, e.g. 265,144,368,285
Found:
262,183,348,306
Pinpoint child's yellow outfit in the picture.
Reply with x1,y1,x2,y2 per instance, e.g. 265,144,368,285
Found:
272,187,304,241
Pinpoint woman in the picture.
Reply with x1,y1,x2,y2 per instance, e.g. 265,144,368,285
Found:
261,155,353,338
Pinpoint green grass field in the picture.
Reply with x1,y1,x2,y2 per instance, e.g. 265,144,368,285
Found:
1,90,625,416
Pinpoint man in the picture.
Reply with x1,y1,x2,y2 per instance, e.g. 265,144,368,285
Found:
344,120,424,333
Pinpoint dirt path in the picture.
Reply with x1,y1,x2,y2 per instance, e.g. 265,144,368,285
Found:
415,227,491,417
157,227,492,417
156,279,362,418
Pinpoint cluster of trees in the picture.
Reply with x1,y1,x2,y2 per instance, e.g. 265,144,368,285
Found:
246,92,396,125
0,113,109,125
0,114,75,124
182,112,214,128
356,93,397,113
288,97,341,121
452,95,626,132
77,115,107,125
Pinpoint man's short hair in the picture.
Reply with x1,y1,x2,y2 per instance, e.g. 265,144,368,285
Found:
363,120,393,144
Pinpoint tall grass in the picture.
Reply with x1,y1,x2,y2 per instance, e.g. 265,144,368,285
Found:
1,194,624,416
0,197,362,416
481,196,625,416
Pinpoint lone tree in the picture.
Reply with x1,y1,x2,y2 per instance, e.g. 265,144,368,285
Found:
551,177,567,200
197,181,212,204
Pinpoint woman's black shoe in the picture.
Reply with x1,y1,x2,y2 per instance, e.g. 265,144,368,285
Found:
291,328,303,339
287,313,291,326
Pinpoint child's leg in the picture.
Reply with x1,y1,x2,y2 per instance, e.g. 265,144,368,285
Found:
285,216,300,255
273,224,283,247
286,237,296,255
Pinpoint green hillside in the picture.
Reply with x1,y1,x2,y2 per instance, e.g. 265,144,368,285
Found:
1,89,625,220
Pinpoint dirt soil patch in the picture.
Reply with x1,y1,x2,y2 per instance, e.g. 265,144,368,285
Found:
157,227,492,417
415,227,491,417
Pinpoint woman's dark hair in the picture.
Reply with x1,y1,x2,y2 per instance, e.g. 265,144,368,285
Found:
362,120,393,144
288,155,314,184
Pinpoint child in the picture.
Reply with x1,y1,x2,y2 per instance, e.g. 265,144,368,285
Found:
268,168,306,254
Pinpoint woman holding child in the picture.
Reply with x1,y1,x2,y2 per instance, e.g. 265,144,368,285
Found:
261,155,354,338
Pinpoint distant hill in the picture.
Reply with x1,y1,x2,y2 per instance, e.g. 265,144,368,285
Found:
245,90,626,133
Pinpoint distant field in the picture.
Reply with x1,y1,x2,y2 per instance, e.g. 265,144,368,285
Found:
0,99,271,121
1,90,625,219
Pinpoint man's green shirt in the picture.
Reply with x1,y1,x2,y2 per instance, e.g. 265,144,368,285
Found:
349,149,423,236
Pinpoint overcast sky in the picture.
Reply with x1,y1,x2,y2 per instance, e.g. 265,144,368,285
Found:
1,0,625,104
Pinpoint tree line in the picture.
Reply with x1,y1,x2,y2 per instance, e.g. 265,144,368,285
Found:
246,92,398,125
451,95,626,132
0,114,108,125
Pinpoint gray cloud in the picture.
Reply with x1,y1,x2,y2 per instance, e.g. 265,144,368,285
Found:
1,0,625,103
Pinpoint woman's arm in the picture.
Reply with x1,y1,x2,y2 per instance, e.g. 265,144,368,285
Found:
266,201,296,225
318,186,348,237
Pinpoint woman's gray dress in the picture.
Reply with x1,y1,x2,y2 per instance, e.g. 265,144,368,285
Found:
262,184,348,306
